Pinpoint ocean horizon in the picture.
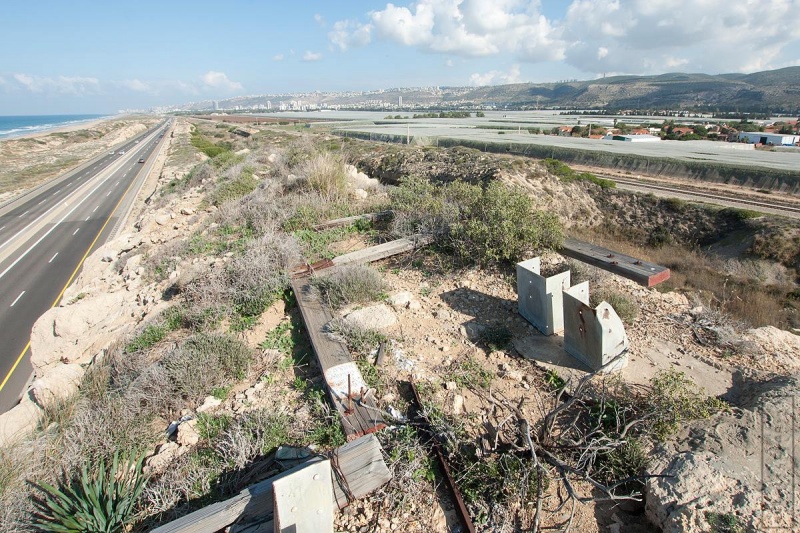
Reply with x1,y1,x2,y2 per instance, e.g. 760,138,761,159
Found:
0,114,109,140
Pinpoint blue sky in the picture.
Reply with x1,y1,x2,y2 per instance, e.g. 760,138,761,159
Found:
1,0,799,114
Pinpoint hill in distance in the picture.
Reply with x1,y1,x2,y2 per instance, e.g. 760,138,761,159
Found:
201,66,800,114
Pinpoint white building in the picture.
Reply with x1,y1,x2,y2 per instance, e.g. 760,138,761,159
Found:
737,132,800,146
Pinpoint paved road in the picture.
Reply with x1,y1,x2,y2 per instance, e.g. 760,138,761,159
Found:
0,121,169,412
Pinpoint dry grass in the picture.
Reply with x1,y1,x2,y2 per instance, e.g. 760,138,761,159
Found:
571,225,797,329
310,265,386,309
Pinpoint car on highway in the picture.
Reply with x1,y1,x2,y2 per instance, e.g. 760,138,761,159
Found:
109,150,115,155
118,150,125,155
138,158,145,163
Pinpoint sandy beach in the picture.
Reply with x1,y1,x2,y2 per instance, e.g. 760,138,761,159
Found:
0,115,160,203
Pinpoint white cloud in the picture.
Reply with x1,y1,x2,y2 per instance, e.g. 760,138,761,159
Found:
0,76,6,86
13,73,100,95
330,0,800,76
303,51,323,62
469,64,521,86
446,59,454,67
329,20,372,51
314,13,326,26
121,79,150,92
201,71,243,91
273,54,285,61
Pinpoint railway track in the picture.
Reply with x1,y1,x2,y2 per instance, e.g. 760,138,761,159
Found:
604,174,800,218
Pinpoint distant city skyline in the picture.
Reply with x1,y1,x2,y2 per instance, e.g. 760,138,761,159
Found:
1,0,799,114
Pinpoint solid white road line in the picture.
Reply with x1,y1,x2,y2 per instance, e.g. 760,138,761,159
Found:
10,291,25,307
73,228,80,235
49,252,58,263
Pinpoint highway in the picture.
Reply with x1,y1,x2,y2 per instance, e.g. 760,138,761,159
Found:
0,121,169,412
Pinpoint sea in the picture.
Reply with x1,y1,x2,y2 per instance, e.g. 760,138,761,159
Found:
0,114,108,140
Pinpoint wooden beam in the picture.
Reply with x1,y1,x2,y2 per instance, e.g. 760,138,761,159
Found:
560,238,670,287
290,276,386,440
312,211,393,231
332,234,434,267
152,434,390,533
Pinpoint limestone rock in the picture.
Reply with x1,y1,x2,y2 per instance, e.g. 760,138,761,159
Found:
645,374,799,532
29,364,85,406
342,304,397,331
387,291,414,308
352,188,369,200
145,442,180,475
177,419,200,447
180,207,195,216
197,395,223,413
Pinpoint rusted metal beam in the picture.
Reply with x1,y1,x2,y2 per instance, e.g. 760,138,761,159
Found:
409,381,476,533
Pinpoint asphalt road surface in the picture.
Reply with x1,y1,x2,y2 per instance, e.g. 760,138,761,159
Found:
0,121,169,412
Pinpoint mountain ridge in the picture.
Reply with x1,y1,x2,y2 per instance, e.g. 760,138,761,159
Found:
190,66,800,114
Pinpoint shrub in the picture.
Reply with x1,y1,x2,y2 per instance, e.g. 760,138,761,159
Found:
590,290,639,323
161,333,252,405
297,151,348,200
224,232,301,318
390,176,564,265
542,158,615,189
210,166,258,206
310,265,385,309
327,318,386,355
647,369,727,441
31,453,148,533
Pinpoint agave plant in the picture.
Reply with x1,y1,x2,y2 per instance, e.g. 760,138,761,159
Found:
31,452,148,533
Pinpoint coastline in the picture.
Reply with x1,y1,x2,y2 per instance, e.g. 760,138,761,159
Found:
0,114,122,143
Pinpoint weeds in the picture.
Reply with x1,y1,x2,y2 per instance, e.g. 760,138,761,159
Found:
310,264,385,309
444,356,494,390
327,318,387,355
590,289,640,323
480,325,513,351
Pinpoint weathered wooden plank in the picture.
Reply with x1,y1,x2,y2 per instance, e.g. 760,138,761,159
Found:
154,435,390,533
332,234,434,267
290,276,386,440
312,211,392,231
150,458,323,533
560,237,670,287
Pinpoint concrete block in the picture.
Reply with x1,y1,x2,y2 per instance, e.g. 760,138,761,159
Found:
517,257,571,335
563,282,629,372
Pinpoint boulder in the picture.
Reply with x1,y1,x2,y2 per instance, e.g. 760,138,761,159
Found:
177,418,201,447
387,291,414,308
342,304,397,331
29,364,85,406
645,374,799,532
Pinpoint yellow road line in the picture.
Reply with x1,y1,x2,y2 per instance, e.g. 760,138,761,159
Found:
0,167,141,394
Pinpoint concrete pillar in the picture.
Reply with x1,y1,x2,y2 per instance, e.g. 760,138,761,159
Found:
563,282,629,372
516,257,571,335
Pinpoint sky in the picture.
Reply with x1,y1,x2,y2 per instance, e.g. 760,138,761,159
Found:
1,0,799,115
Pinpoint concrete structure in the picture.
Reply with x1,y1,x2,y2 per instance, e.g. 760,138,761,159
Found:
562,282,629,372
516,257,570,335
737,132,800,146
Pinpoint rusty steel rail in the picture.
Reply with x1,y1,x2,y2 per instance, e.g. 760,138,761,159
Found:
409,381,476,533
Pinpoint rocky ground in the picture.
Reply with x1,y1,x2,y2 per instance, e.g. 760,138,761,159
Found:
1,121,798,532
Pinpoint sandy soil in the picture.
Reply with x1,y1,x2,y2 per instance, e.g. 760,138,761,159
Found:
0,115,160,204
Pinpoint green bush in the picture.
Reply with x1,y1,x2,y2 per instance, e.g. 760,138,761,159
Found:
647,369,727,441
210,168,258,206
543,158,616,189
32,453,148,533
390,176,563,265
190,129,231,158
